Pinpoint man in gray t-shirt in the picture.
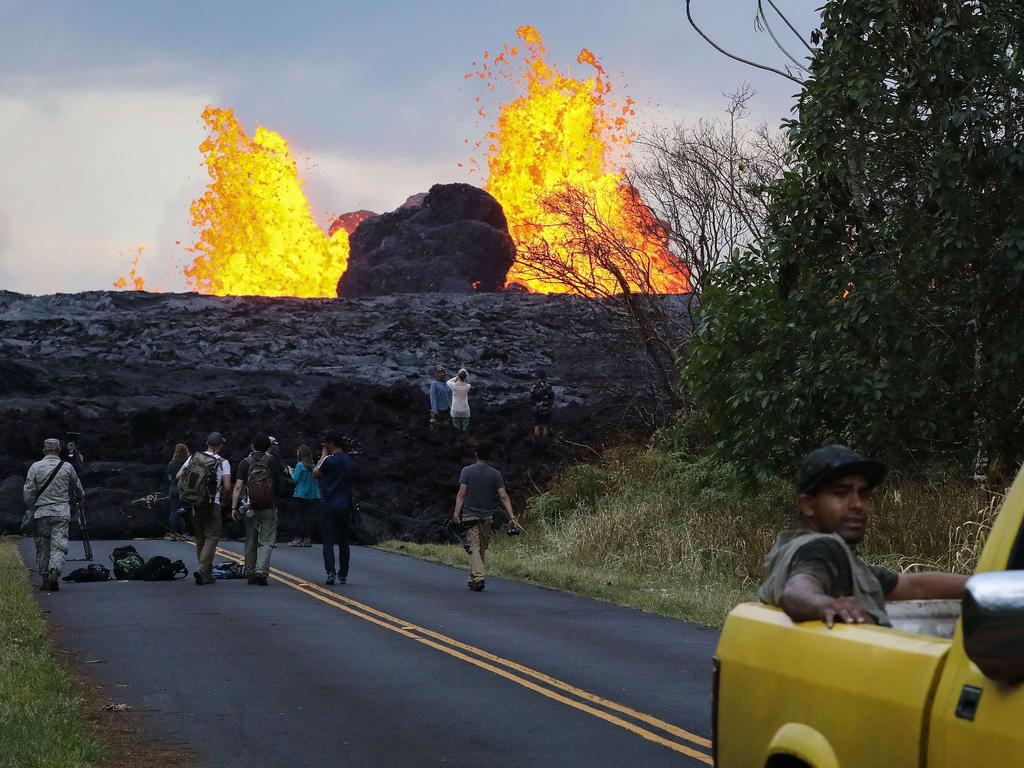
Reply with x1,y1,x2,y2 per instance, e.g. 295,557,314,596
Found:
454,441,518,591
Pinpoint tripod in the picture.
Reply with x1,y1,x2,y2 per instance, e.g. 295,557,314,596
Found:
64,434,93,562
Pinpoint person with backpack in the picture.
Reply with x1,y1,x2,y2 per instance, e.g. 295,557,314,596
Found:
166,443,189,540
231,433,290,586
530,370,555,441
313,430,356,586
176,432,232,585
288,444,319,547
22,438,85,591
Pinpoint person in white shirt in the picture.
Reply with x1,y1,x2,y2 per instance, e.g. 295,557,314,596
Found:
448,368,472,432
177,432,232,585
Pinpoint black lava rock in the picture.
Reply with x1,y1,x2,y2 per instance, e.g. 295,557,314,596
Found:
337,183,516,297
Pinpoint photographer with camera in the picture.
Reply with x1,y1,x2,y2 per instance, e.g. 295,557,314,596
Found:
453,441,518,592
23,438,85,591
314,430,356,586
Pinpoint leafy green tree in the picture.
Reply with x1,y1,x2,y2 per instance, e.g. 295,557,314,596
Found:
684,0,1024,481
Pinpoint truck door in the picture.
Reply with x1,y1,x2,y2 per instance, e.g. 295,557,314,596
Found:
928,503,1024,766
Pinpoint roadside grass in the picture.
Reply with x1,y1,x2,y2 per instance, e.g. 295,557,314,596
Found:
381,446,992,628
0,537,103,768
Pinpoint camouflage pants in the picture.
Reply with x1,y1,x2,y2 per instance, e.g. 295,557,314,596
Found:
35,515,70,576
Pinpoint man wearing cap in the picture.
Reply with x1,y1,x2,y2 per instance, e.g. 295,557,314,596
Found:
759,445,969,627
177,432,232,585
428,366,452,431
23,438,85,591
314,430,356,585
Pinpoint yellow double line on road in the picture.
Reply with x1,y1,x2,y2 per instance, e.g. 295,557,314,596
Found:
214,547,713,764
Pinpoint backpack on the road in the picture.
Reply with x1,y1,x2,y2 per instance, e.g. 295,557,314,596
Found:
110,545,145,580
246,454,275,509
138,555,188,581
179,452,220,505
63,563,111,582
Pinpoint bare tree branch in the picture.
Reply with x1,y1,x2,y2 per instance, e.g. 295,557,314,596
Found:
756,1,810,73
763,0,817,54
685,0,803,84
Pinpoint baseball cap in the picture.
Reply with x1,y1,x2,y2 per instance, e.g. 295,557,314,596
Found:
206,431,225,446
43,438,61,453
797,445,887,495
321,429,347,447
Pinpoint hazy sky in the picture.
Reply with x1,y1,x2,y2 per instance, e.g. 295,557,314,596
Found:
0,0,821,294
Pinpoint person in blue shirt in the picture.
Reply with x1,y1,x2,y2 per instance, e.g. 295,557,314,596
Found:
288,445,320,547
428,366,453,430
313,430,356,585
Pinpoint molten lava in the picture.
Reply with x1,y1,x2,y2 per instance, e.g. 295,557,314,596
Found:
113,248,146,290
184,106,348,298
472,26,688,294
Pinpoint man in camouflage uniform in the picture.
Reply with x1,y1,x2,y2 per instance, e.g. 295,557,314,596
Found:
23,438,84,591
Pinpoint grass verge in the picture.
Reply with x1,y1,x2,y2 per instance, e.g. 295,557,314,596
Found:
0,537,104,768
380,445,996,628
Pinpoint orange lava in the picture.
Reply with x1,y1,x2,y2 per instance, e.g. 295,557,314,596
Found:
471,26,689,294
184,107,348,298
113,248,146,290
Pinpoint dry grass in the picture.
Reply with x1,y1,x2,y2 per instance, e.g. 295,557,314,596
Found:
383,447,994,627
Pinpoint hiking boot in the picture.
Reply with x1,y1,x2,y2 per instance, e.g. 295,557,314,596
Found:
49,569,60,591
246,575,259,585
39,575,53,591
337,576,347,585
255,575,269,586
325,572,335,585
468,581,485,592
193,570,205,585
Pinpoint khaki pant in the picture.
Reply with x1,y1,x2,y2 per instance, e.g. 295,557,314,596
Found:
191,502,222,580
244,507,278,577
464,518,491,585
35,515,70,577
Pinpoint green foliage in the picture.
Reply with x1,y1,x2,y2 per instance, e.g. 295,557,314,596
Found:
0,540,103,768
684,0,1024,478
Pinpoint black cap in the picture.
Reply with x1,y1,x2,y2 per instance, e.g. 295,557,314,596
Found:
797,445,887,495
206,431,225,446
321,429,347,448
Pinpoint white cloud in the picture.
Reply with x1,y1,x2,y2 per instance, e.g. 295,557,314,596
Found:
0,86,211,294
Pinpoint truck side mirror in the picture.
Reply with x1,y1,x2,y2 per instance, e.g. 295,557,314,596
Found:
962,571,1024,683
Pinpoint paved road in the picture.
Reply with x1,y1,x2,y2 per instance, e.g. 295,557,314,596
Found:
19,538,719,768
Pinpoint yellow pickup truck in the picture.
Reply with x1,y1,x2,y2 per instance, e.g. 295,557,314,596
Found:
713,472,1024,767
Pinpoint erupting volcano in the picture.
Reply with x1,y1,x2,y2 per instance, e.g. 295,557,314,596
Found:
184,107,349,298
119,27,687,299
471,25,689,295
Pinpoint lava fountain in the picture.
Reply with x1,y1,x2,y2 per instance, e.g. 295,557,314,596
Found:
471,25,689,294
184,106,348,298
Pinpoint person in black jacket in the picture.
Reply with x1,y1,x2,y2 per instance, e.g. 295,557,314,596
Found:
230,433,290,586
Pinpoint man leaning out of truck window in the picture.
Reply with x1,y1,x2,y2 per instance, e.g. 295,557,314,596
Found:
758,445,969,628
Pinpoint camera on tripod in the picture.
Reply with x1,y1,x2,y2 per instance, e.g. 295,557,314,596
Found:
61,431,93,561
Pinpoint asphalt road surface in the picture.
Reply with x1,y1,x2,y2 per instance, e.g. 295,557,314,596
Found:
19,538,719,768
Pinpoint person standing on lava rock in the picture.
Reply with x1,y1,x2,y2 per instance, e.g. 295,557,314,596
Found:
453,440,518,592
23,438,84,591
314,430,356,586
448,368,472,432
231,433,290,586
530,370,555,442
177,433,232,586
429,366,453,431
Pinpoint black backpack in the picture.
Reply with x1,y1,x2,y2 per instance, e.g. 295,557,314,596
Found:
62,563,112,582
110,545,145,580
138,556,189,581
